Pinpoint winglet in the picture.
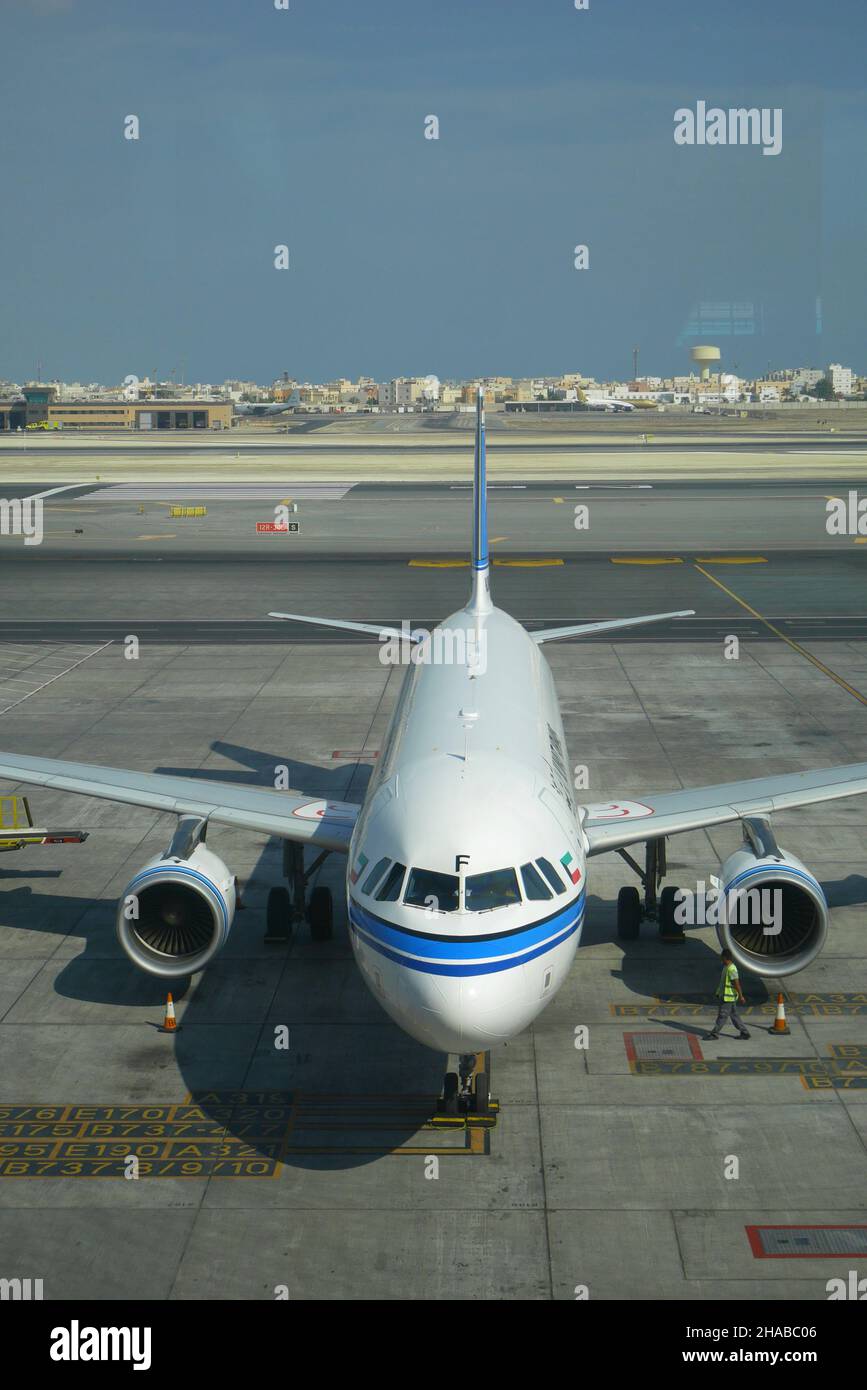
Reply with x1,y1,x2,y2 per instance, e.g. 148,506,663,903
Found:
469,386,492,614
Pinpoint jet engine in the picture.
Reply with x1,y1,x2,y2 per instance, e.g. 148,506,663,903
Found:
716,818,829,977
116,819,236,977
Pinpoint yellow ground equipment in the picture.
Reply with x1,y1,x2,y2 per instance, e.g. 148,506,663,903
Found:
0,795,88,853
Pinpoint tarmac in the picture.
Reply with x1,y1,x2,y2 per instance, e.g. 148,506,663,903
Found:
0,435,866,1299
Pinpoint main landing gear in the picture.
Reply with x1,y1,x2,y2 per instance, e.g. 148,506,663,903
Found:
616,837,685,943
265,842,334,943
440,1054,491,1117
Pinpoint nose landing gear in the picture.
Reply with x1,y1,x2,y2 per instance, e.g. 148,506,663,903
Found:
440,1054,492,1117
615,837,685,943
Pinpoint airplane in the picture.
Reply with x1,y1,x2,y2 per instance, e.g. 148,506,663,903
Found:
2,388,867,1115
233,401,295,418
585,397,636,412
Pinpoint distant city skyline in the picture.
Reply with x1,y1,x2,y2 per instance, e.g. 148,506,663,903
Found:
2,1,865,383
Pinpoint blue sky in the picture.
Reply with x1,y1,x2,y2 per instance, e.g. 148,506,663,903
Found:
1,0,864,383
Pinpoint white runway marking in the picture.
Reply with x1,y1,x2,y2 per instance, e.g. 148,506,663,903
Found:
83,483,353,501
29,484,88,500
0,642,112,716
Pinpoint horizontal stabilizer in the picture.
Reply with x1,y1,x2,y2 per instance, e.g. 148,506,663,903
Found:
531,609,695,644
268,612,423,642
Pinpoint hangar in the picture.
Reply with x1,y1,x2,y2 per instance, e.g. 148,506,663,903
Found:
0,385,232,431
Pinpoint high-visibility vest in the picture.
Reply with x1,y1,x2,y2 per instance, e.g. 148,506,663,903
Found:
717,963,738,1002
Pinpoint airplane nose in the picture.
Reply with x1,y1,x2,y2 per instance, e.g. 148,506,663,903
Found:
396,963,534,1053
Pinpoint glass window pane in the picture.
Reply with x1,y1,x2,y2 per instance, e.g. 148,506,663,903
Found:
537,857,566,894
520,862,552,901
465,867,521,912
376,862,406,902
405,868,459,913
360,856,391,895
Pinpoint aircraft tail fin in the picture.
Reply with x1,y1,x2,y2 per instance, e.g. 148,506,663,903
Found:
469,386,492,613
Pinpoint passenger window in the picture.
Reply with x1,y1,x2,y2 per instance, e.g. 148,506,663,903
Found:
465,867,521,912
405,868,460,913
537,858,566,894
360,856,391,895
520,862,552,901
375,862,407,902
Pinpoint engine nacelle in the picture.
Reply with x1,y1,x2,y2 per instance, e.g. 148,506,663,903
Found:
117,841,237,978
716,819,828,977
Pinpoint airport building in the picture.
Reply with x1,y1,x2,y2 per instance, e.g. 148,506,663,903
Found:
0,385,232,431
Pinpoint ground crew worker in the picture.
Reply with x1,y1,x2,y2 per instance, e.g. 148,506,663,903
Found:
706,949,751,1040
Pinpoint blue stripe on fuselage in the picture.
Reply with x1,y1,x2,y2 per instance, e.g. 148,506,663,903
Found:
348,892,584,976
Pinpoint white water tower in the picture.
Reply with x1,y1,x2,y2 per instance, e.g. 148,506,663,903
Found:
690,345,721,381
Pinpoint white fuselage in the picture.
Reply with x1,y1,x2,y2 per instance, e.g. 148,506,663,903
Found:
346,605,586,1054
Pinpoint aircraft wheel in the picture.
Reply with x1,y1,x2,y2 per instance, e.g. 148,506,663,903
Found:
442,1072,460,1116
617,886,641,940
474,1071,490,1116
308,886,333,941
266,887,292,940
659,885,685,939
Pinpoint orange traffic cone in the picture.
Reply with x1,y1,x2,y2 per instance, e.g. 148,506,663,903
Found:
159,993,180,1033
770,993,790,1036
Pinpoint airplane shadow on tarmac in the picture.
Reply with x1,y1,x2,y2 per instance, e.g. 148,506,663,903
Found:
1,742,444,1170
585,873,867,1015
579,888,779,1010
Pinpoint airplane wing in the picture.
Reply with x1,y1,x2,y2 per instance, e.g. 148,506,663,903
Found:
531,610,694,644
269,611,423,641
0,752,358,853
582,761,867,856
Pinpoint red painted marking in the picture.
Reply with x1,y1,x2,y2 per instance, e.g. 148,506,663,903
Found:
586,800,655,821
746,1225,867,1259
292,800,357,823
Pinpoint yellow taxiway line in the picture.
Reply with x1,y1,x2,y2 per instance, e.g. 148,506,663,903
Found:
693,562,867,708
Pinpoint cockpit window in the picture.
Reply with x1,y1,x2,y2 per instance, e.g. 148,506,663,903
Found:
520,862,552,901
360,856,391,895
405,868,459,913
375,861,407,902
537,857,567,895
465,867,521,912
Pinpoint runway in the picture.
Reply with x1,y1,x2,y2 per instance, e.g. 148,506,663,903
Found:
2,420,867,485
4,474,867,557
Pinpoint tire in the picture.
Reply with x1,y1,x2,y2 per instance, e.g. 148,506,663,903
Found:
265,886,292,940
308,886,333,941
617,886,641,941
474,1071,490,1116
442,1072,460,1116
659,885,684,938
